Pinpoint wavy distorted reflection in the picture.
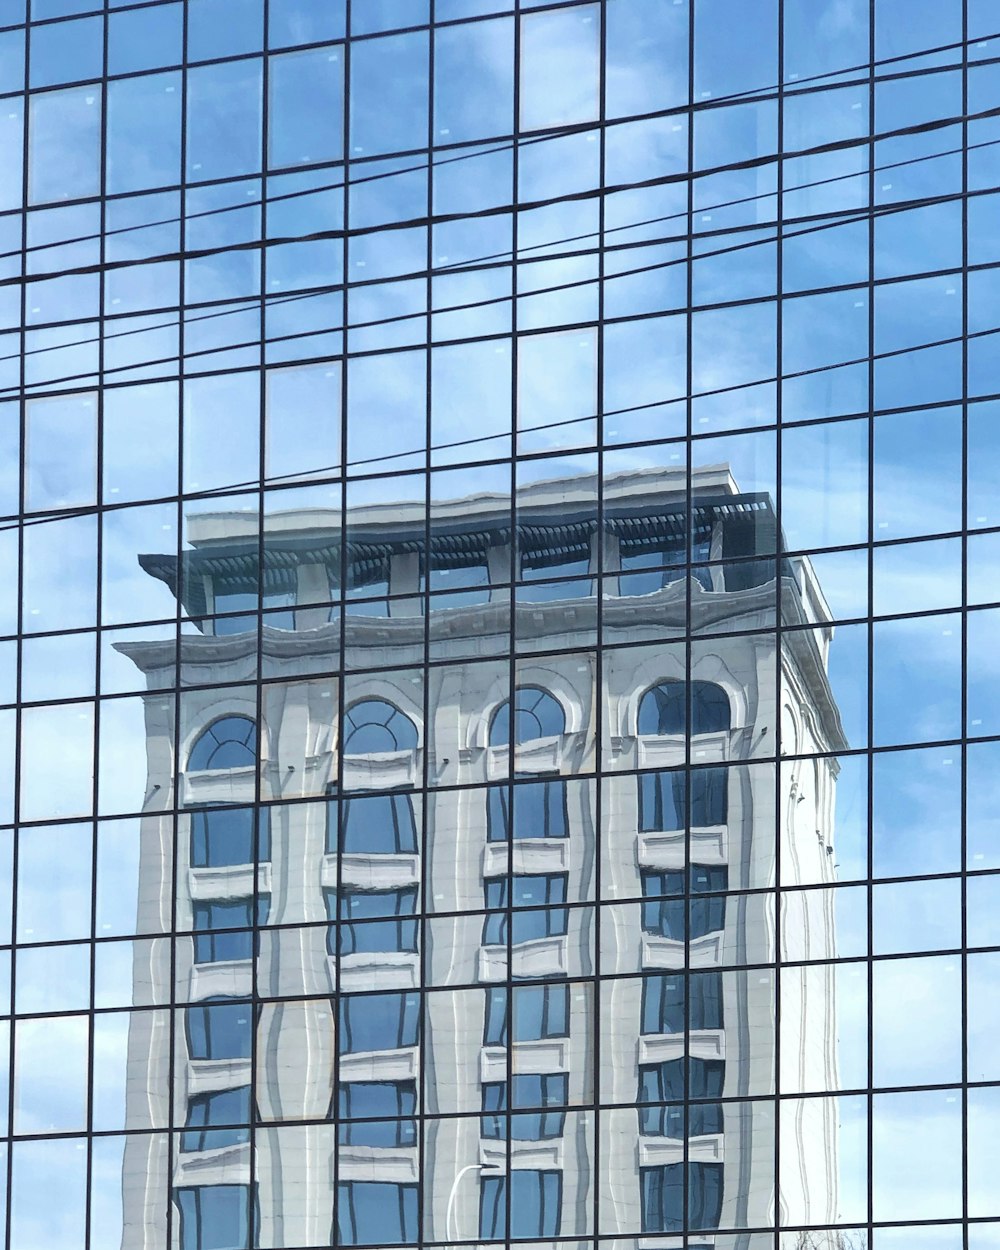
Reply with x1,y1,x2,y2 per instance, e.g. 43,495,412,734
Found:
98,462,852,1249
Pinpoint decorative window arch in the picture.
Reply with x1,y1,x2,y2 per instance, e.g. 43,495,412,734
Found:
489,686,566,747
188,716,257,770
637,681,730,737
343,700,418,755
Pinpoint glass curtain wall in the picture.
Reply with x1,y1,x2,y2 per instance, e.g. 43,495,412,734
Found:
0,1,998,1250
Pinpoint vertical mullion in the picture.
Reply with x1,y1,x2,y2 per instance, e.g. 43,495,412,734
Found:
85,6,110,1248
6,4,28,1246
773,3,785,1249
592,0,607,1246
865,1,877,1244
331,1,352,1243
505,2,522,1243
168,0,191,1243
420,4,434,1245
252,0,270,1238
960,2,970,1248
684,0,696,1236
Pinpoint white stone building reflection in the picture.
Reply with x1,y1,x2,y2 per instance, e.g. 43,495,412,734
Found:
118,465,847,1250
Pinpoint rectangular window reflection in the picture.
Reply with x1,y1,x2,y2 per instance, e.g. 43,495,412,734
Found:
479,1169,562,1240
176,1184,255,1250
638,1058,724,1137
481,1072,568,1140
192,898,269,964
619,534,712,596
483,873,568,945
190,807,270,868
186,1000,254,1061
327,791,419,854
336,1081,417,1147
641,867,728,940
487,777,568,841
640,1163,723,1233
641,973,723,1035
483,982,570,1046
182,1086,252,1152
638,768,728,831
338,992,420,1053
328,886,418,955
336,1181,418,1247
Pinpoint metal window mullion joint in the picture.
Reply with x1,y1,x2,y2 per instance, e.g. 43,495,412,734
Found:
771,1,788,1241
959,1,972,1231
6,17,31,1245
683,0,696,1229
330,3,354,1245
502,7,523,1241
417,1,435,1241
249,0,272,1235
167,1,193,1242
84,12,112,1247
591,1,609,1241
865,2,878,1235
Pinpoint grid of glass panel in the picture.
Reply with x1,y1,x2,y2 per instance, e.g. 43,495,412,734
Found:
2,1,1000,1249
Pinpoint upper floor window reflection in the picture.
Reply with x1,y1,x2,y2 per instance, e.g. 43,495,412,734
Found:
637,681,730,737
420,545,490,605
182,1086,252,1153
640,1162,723,1234
176,1184,255,1250
640,973,723,1036
517,520,593,602
640,867,727,941
619,534,711,597
487,777,568,842
490,686,565,747
326,790,418,854
638,768,728,832
343,700,418,754
328,885,419,956
483,873,568,946
212,575,295,635
192,898,269,964
343,552,391,615
480,1169,562,1241
336,1181,418,1247
337,1080,417,1147
191,805,270,867
484,983,569,1046
638,1058,724,1139
481,1071,568,1141
186,999,254,1061
339,991,420,1054
188,716,257,770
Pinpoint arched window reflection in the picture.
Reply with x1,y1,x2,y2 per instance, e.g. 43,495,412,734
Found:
188,716,257,770
489,686,565,747
343,700,418,754
637,681,730,736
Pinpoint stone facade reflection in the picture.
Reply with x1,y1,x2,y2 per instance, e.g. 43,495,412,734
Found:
119,465,847,1249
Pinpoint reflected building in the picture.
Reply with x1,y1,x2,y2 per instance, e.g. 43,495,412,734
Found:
118,464,847,1249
